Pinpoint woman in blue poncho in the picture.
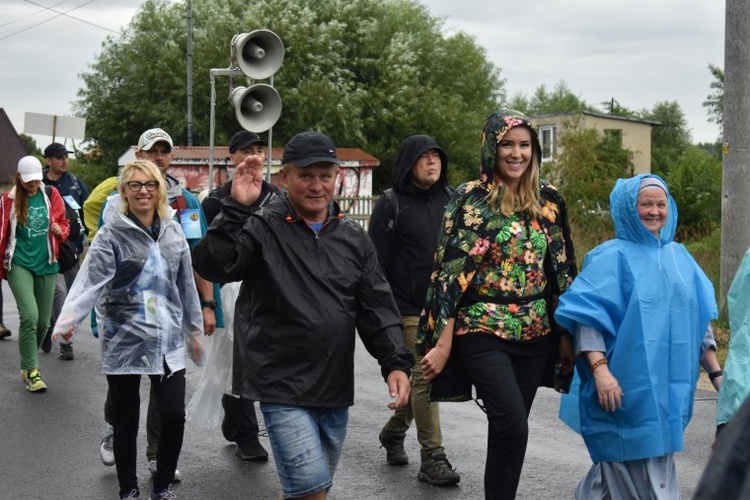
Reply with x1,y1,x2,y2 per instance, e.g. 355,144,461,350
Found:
556,175,722,499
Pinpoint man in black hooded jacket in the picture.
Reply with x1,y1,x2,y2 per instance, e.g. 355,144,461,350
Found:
368,135,460,486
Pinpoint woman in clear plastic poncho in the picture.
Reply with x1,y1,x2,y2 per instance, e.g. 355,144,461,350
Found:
556,174,721,499
54,160,204,500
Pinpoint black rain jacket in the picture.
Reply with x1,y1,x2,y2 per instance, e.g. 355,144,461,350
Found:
193,192,414,407
368,135,453,316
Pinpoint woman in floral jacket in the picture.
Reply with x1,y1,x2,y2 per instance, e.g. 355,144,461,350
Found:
417,109,577,500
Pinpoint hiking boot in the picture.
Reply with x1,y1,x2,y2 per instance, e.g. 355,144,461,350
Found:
148,460,182,483
418,452,461,486
150,486,177,500
41,331,52,352
25,369,48,392
59,343,74,360
378,427,408,465
100,423,115,466
0,323,11,340
121,489,140,499
236,436,269,461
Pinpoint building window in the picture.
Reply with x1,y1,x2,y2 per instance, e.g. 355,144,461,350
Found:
603,129,623,146
539,125,556,161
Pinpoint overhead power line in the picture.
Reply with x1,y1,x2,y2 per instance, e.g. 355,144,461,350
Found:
0,0,119,41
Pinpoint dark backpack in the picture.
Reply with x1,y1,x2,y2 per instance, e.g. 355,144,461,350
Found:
382,185,455,234
45,187,81,273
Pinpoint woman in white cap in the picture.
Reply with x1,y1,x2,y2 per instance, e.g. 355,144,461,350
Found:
0,155,69,392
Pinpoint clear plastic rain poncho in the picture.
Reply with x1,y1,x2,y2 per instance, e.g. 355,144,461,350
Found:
53,195,203,375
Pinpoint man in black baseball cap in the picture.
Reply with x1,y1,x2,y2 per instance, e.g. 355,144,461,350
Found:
193,131,412,499
198,130,277,462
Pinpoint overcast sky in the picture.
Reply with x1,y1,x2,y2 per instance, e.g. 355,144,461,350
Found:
0,0,725,148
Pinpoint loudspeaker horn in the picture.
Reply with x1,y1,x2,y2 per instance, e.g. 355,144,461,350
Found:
230,84,282,133
231,29,285,80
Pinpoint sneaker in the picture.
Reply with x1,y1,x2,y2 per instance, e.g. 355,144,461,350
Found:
148,460,181,483
25,369,48,392
41,331,51,353
59,343,75,360
0,323,11,340
417,452,461,486
150,486,177,500
236,436,269,461
378,427,408,465
121,489,140,499
100,423,115,466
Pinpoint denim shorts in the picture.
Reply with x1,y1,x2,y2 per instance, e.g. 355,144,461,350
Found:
260,403,349,499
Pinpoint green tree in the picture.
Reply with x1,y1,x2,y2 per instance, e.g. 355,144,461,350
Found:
703,63,724,137
19,134,40,156
547,117,631,228
506,81,588,116
666,145,722,237
74,0,503,186
642,101,691,177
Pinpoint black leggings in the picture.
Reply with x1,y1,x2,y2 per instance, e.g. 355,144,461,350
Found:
454,338,550,500
106,367,186,496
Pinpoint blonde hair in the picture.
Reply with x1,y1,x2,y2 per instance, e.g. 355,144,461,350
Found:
486,143,542,219
117,160,169,220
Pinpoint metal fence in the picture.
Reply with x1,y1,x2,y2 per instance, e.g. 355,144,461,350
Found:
335,195,377,231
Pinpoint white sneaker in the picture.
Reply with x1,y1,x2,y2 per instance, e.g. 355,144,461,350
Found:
100,423,115,466
148,459,182,483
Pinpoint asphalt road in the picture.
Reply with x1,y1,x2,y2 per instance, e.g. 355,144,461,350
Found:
0,280,719,499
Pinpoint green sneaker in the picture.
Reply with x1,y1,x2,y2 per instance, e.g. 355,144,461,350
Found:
25,370,47,392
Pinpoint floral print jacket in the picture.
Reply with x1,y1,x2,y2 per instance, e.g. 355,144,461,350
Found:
415,179,577,400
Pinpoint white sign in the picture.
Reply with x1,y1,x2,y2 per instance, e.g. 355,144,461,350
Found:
24,112,86,140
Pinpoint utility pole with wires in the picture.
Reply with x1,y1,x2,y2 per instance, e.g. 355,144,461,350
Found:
720,0,750,308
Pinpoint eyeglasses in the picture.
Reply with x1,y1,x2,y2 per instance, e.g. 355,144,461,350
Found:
125,181,159,192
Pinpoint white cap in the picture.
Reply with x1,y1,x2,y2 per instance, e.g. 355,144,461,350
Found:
17,156,43,183
137,128,173,151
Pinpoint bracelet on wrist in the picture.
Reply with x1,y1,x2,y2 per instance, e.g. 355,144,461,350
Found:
709,370,723,382
590,358,608,373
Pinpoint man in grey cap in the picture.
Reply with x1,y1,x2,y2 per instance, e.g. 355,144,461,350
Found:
200,130,277,462
193,131,413,500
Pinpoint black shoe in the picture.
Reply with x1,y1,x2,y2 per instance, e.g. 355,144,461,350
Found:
59,343,74,360
236,437,269,461
0,323,11,340
418,452,460,486
41,331,51,352
378,428,408,465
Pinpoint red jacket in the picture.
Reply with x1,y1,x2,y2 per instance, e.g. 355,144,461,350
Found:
0,184,70,279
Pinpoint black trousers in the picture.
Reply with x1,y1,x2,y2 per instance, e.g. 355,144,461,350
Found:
454,337,550,500
106,367,186,496
221,393,260,445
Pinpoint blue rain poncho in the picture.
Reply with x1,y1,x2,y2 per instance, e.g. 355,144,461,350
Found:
556,174,717,463
716,247,750,426
53,197,203,375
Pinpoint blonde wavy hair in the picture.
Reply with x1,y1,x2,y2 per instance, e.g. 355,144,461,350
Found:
117,160,169,220
486,146,542,218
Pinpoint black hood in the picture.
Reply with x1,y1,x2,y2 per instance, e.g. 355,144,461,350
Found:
391,135,449,192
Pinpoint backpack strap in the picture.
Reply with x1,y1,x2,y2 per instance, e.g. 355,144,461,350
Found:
383,188,399,233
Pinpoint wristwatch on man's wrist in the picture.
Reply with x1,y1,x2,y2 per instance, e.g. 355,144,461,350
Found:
200,299,218,311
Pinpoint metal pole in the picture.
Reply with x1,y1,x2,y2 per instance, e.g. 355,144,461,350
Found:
266,75,274,183
208,68,244,192
186,0,194,146
720,0,750,307
208,70,216,192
